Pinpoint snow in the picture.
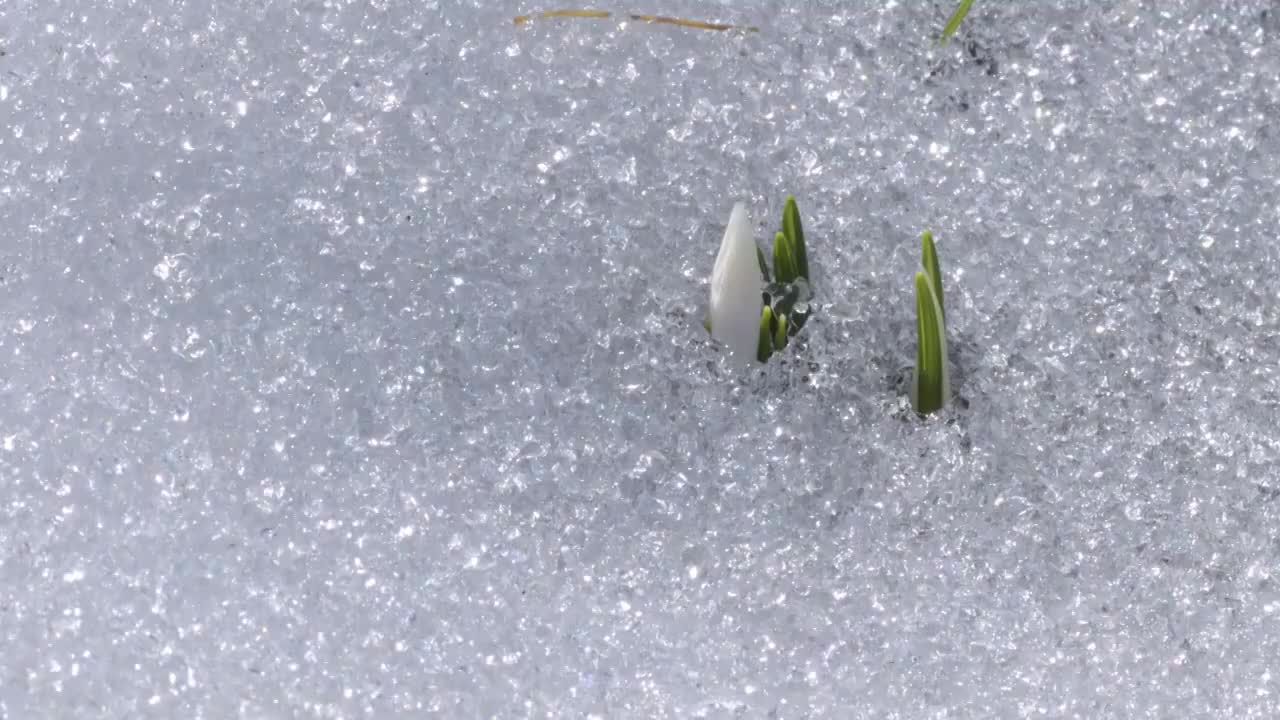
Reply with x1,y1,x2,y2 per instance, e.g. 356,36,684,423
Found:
2,0,1280,717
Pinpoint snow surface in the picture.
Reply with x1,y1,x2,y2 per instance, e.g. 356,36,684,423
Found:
2,0,1280,717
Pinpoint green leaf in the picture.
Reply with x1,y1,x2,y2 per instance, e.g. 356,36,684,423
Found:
758,305,775,362
757,245,770,283
913,271,947,414
773,231,797,285
921,230,944,321
773,312,788,350
782,195,809,281
939,0,974,44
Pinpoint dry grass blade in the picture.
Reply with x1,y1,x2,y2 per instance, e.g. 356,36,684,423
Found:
514,9,757,32
513,9,612,24
628,14,758,32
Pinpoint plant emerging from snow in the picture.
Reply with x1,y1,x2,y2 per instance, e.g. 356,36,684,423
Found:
911,230,950,414
708,203,764,364
940,0,974,43
705,203,953,417
707,197,812,364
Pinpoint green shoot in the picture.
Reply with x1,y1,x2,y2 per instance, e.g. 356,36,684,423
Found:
939,0,974,44
773,231,798,285
911,230,949,413
758,305,776,362
912,271,948,414
781,195,808,281
921,230,944,321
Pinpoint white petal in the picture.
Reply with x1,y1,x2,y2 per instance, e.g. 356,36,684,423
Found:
709,203,762,364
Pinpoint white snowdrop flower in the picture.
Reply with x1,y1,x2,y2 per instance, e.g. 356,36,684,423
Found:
709,202,763,365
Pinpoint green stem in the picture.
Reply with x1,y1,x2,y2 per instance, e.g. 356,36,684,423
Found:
913,271,947,413
921,230,944,322
940,0,974,44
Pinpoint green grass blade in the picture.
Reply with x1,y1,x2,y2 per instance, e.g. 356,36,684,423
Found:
913,271,946,413
773,231,797,285
921,230,944,321
758,305,775,362
939,0,974,44
773,312,788,350
782,195,809,281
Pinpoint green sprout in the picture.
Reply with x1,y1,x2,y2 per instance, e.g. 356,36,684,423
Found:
920,229,944,322
758,305,776,363
782,195,809,282
939,0,974,44
773,232,797,285
757,195,812,362
911,230,950,414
